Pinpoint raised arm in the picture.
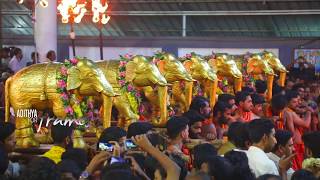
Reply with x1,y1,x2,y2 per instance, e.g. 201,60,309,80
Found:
132,134,180,180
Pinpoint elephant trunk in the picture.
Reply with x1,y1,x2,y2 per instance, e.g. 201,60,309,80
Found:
209,79,218,108
5,77,11,122
266,74,274,101
234,77,242,92
102,94,113,128
184,81,193,110
152,86,168,127
279,72,286,87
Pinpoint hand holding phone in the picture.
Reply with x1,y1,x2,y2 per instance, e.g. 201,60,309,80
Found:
125,139,137,149
98,142,114,152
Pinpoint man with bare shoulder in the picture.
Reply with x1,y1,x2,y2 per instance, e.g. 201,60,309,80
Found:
283,90,312,170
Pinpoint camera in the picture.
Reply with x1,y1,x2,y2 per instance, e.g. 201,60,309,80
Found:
98,142,114,152
125,139,137,149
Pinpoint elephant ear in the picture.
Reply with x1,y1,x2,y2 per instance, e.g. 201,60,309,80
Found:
247,59,259,74
67,66,82,90
157,60,166,74
125,61,136,82
183,60,193,73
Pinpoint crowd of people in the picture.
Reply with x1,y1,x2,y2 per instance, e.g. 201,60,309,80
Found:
0,47,319,180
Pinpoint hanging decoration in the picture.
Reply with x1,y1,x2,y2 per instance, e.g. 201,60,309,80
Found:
118,54,142,114
18,0,48,8
92,0,111,24
57,0,87,23
56,58,95,130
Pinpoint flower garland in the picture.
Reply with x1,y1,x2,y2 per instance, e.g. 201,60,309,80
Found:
119,54,142,114
56,58,95,131
242,52,256,85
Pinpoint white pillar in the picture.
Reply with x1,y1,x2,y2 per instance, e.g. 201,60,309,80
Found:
35,0,57,63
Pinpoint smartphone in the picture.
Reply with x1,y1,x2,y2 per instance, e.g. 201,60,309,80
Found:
98,142,114,151
125,139,137,149
109,157,126,164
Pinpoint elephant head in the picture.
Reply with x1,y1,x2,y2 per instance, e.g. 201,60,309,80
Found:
261,51,288,87
183,54,218,107
247,53,275,76
247,53,275,101
156,53,193,83
126,55,168,87
67,58,115,97
209,53,243,92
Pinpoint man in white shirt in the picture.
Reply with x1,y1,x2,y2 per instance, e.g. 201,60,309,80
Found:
246,119,294,179
267,130,295,180
8,48,26,73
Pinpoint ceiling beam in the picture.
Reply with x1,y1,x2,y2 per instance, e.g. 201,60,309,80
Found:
2,9,320,16
107,0,318,3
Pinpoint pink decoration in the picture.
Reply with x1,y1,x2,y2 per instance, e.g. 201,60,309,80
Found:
61,92,69,100
185,54,192,59
70,58,79,65
136,92,141,97
57,80,67,88
88,102,94,109
119,80,126,86
60,66,68,76
124,53,132,59
119,71,126,77
119,61,127,67
127,84,134,91
65,106,74,115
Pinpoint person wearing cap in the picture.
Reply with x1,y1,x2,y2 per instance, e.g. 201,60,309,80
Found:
127,122,153,138
0,122,21,178
251,93,266,119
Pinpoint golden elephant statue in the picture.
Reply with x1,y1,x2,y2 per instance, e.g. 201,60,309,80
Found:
183,53,218,108
208,53,243,93
247,53,276,101
96,55,168,128
144,53,194,117
5,58,116,148
261,51,288,87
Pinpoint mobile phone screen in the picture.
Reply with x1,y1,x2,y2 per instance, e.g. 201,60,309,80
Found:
98,142,113,151
125,139,137,149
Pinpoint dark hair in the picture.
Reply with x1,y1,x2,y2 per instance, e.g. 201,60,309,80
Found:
46,50,55,59
31,52,39,59
272,130,293,153
292,83,304,92
271,94,287,111
0,122,15,143
98,127,127,149
166,116,189,139
272,83,284,96
183,110,205,126
193,143,217,169
189,96,209,113
291,169,317,180
248,119,275,143
51,124,73,144
227,122,250,149
57,159,82,179
212,101,232,117
204,156,234,180
13,48,22,56
235,91,251,105
218,94,235,103
20,157,60,180
0,146,9,174
286,90,300,102
242,86,254,94
251,93,265,106
127,122,153,138
102,162,141,180
255,80,267,94
302,131,320,158
257,174,281,180
224,151,255,180
61,148,88,171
